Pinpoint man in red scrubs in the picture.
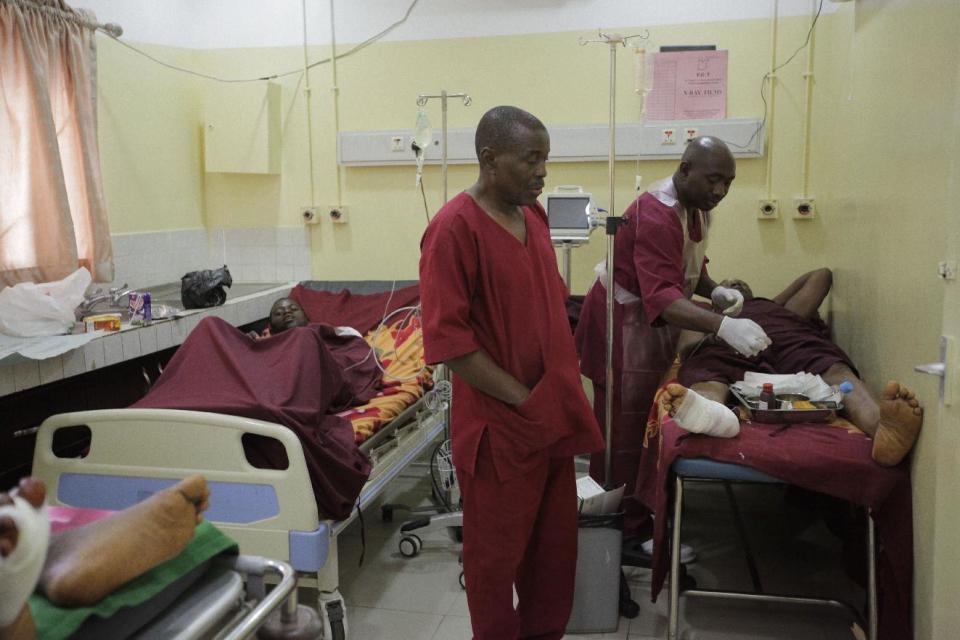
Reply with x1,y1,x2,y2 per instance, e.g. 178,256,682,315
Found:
420,106,605,639
574,136,771,537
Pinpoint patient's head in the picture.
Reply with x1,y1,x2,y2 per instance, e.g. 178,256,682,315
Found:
720,278,754,301
268,298,309,334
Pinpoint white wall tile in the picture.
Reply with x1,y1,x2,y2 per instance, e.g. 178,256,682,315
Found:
156,321,174,351
38,357,64,385
120,330,141,360
83,338,106,371
0,366,16,396
61,349,86,378
139,325,158,354
13,361,40,391
102,333,124,365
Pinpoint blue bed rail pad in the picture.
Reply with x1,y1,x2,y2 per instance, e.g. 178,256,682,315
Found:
57,473,280,523
289,523,330,572
672,458,784,483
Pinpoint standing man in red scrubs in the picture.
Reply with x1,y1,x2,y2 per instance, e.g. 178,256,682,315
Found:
574,136,771,537
420,106,605,639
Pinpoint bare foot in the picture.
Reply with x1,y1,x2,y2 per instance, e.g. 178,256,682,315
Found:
39,475,209,607
872,381,923,467
0,478,47,640
661,383,688,417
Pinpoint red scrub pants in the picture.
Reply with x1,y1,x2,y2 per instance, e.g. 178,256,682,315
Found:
457,433,578,640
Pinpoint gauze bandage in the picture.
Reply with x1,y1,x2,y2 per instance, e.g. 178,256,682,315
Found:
0,497,50,625
672,388,740,438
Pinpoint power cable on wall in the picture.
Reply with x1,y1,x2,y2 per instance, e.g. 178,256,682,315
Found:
100,0,421,84
726,0,824,150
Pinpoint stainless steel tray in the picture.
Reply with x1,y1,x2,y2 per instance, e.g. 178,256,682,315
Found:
730,387,842,424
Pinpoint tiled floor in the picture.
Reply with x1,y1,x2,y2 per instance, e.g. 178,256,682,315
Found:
329,462,867,640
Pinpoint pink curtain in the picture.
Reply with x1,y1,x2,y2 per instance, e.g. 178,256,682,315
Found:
0,0,113,286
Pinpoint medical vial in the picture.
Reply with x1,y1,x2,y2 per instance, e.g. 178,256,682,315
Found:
758,383,779,410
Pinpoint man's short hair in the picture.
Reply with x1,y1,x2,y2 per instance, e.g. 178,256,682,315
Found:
474,106,546,157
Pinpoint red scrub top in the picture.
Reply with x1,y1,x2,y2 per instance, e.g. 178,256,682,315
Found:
613,190,710,326
420,192,604,482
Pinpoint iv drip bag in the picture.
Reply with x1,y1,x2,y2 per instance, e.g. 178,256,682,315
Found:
413,110,432,186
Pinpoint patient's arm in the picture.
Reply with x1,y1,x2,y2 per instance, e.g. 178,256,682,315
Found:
772,268,833,319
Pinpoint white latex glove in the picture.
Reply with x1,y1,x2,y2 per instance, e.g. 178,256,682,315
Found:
717,316,771,357
711,285,744,317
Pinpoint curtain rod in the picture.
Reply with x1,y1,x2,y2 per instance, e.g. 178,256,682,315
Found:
4,0,123,37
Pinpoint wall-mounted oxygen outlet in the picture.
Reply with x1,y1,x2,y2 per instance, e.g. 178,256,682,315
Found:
683,126,699,143
302,207,319,225
758,199,779,219
329,205,349,224
793,197,816,219
661,128,677,145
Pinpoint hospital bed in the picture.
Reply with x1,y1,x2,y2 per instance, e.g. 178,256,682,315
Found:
637,383,912,640
30,281,448,639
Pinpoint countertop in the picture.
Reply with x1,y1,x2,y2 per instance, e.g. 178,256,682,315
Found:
0,282,293,397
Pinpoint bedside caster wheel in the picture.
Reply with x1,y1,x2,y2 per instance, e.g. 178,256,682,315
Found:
399,534,422,557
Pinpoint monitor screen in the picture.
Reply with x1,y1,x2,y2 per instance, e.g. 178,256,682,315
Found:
547,196,591,230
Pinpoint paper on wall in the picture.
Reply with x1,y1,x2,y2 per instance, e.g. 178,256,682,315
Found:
646,50,728,121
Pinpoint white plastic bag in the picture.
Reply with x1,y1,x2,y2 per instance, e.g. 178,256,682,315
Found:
0,268,92,337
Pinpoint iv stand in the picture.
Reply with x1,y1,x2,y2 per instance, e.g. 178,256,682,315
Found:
579,30,647,487
415,91,471,454
416,91,472,204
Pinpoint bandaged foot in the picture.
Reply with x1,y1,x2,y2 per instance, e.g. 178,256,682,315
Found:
663,384,740,438
0,478,48,640
39,475,210,607
872,382,923,467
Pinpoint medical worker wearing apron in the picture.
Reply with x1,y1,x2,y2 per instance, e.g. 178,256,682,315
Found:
575,136,771,536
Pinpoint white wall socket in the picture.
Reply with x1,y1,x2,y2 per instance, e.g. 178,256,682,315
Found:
661,128,677,145
302,206,319,225
390,136,405,152
758,199,779,219
683,126,699,143
329,205,349,224
793,197,816,219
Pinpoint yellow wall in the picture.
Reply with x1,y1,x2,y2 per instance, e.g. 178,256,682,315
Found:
96,42,204,233
813,3,957,637
94,7,960,634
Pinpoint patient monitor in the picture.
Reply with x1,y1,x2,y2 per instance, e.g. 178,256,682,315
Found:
545,186,598,288
545,186,595,243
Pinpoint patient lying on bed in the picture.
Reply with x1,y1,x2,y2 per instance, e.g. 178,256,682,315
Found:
0,475,209,640
661,268,923,467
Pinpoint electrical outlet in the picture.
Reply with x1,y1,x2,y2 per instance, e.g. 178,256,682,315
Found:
793,197,816,219
329,205,349,224
390,136,405,152
661,128,677,145
758,199,779,219
301,207,319,225
683,126,699,143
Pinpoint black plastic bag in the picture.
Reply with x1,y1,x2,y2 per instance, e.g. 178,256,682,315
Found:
180,265,233,309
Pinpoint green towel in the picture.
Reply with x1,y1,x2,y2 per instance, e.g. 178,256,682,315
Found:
29,521,238,640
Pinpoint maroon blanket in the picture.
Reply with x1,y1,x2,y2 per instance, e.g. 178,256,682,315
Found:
637,413,912,640
290,284,421,334
133,317,375,520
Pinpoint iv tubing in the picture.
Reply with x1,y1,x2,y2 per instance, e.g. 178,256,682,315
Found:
329,0,344,206
301,0,317,206
765,0,779,199
800,0,817,197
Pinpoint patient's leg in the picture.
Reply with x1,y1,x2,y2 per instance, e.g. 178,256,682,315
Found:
0,478,48,640
39,475,210,607
661,383,739,438
823,364,923,466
